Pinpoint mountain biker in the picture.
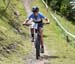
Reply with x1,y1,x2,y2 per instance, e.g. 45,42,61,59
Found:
23,6,49,53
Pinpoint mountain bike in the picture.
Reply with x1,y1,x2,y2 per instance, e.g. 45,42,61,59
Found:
34,22,49,59
23,20,49,59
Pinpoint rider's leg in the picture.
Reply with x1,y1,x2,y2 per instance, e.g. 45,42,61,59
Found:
31,28,34,42
29,19,35,42
39,27,44,53
39,27,44,48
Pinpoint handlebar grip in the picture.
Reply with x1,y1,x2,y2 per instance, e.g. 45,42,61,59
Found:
43,22,50,25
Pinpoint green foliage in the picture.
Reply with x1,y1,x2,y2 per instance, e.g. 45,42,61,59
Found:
50,0,58,10
0,0,31,64
60,0,70,15
45,0,75,20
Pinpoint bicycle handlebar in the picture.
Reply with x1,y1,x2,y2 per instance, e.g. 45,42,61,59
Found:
23,22,50,26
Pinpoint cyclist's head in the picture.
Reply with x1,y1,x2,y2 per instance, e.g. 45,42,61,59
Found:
32,6,39,16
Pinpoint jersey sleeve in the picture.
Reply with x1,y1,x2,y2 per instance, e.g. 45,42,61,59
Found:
39,13,46,19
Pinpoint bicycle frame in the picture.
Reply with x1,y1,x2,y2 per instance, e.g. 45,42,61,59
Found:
34,23,41,47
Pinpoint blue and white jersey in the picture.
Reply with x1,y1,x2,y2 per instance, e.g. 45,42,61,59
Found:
28,12,46,22
27,12,46,29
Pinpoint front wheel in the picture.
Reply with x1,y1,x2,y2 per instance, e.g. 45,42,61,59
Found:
35,34,40,59
36,48,40,59
35,41,40,59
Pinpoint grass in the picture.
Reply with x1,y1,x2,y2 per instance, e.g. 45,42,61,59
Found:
0,0,75,64
0,0,32,64
55,13,75,35
31,0,75,64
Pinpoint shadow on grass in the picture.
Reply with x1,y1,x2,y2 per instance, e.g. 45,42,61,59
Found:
41,55,60,60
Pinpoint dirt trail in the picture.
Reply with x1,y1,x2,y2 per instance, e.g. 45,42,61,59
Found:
22,0,50,64
22,0,31,15
23,45,50,64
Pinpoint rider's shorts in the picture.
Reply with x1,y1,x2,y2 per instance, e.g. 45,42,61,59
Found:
30,20,43,29
33,23,43,29
38,23,43,28
29,22,35,28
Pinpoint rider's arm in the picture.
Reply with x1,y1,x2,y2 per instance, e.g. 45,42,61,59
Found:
23,18,29,25
23,13,33,25
39,13,50,23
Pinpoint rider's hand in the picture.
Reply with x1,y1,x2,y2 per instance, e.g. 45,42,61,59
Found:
22,22,25,25
22,22,26,25
44,18,50,24
22,20,29,25
22,21,32,26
